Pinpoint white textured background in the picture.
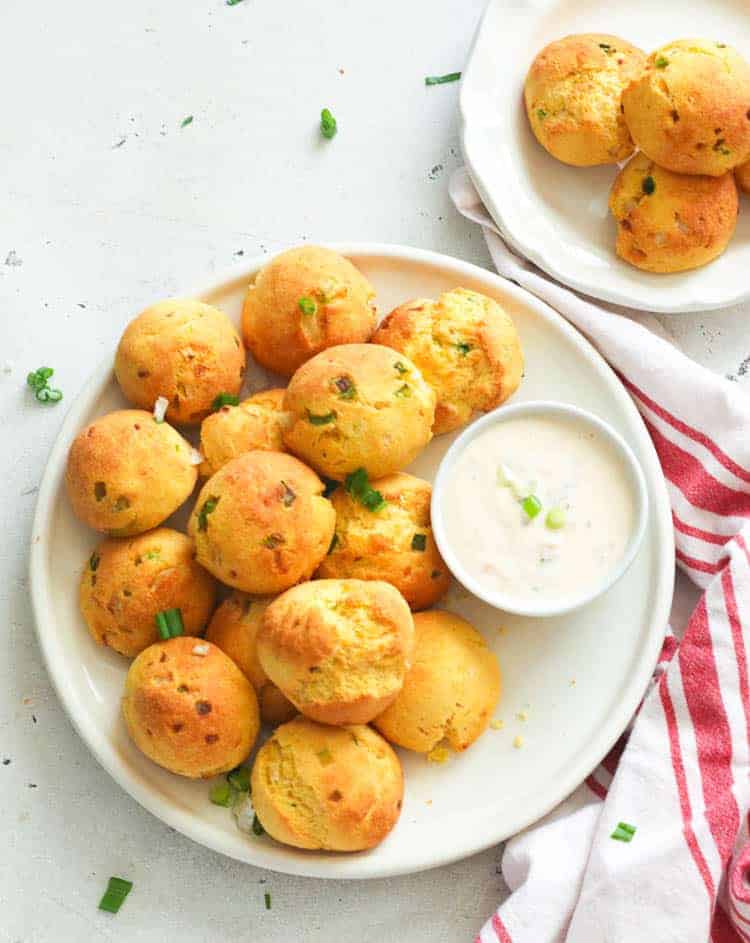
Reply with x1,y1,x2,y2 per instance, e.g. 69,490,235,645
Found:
2,1,749,940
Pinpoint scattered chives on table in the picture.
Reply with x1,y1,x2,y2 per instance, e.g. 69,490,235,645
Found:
424,72,462,86
264,892,272,910
155,608,184,640
99,877,133,914
611,821,637,843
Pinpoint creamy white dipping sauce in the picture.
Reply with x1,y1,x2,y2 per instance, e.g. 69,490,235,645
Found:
441,414,637,607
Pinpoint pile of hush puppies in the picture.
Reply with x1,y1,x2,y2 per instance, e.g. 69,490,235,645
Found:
65,245,524,853
524,35,750,273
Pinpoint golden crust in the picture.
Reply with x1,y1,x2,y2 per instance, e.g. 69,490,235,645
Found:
115,299,246,426
241,246,377,377
372,289,523,435
79,528,216,658
373,610,501,754
205,592,296,725
122,636,259,778
524,33,645,166
65,409,198,536
316,473,450,610
282,343,435,480
250,716,403,851
735,159,750,194
622,39,750,176
257,579,415,725
609,152,738,273
187,451,335,594
198,388,288,477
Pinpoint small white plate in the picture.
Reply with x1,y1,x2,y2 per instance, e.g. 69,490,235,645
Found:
460,0,750,313
29,244,674,879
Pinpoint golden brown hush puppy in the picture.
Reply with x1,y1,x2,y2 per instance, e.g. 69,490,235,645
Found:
622,40,750,176
115,299,246,426
282,344,435,480
524,34,645,166
79,528,216,658
205,592,296,725
198,388,288,478
372,288,523,435
250,716,403,851
316,473,450,610
188,451,335,594
122,636,259,778
65,410,198,536
257,579,415,725
609,153,738,273
242,246,377,376
373,610,501,755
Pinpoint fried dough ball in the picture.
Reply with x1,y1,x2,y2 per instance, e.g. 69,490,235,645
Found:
65,409,197,536
205,592,296,725
316,473,450,610
524,34,645,166
241,246,377,376
250,716,403,851
373,288,523,435
257,579,415,725
198,388,287,477
115,299,246,426
79,528,216,658
373,610,501,755
622,40,750,176
122,636,259,778
282,344,435,480
609,152,738,272
188,451,335,594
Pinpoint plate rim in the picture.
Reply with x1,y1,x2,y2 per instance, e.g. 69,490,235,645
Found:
458,0,750,315
28,241,675,879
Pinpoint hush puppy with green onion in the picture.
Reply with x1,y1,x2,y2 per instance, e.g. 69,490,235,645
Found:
122,636,259,779
373,288,523,435
188,450,335,594
316,473,450,610
282,344,435,481
524,34,646,166
609,152,738,272
242,246,377,377
115,298,246,426
65,409,198,536
251,716,403,851
622,40,750,177
199,388,288,478
257,578,414,725
79,528,216,658
205,592,296,725
374,610,501,756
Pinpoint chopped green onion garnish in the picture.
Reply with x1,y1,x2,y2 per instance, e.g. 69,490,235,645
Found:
298,296,317,316
393,361,409,375
155,608,184,640
345,467,386,512
320,108,337,139
264,892,271,910
536,108,547,121
280,481,296,507
307,409,336,426
545,508,566,530
322,477,339,498
27,366,62,404
209,782,235,806
611,821,637,842
424,72,462,85
252,813,264,836
327,533,339,554
456,342,472,356
227,766,251,791
333,376,356,399
261,533,285,549
212,392,240,411
654,56,669,68
180,115,194,128
197,496,219,531
226,0,245,5
89,552,100,572
642,176,656,195
98,877,133,914
394,383,411,398
521,495,542,519
411,533,427,551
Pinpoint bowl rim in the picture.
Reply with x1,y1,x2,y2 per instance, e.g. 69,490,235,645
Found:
431,400,650,618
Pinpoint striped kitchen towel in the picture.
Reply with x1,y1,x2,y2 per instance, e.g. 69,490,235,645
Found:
450,167,750,943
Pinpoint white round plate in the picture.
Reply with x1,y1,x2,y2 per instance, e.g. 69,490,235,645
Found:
29,244,674,879
460,0,750,313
